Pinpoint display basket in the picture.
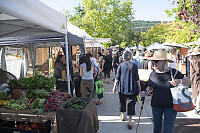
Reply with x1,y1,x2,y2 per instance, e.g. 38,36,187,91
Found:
0,68,17,84
56,98,99,133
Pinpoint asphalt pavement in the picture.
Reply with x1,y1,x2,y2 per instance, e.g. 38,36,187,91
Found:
96,72,200,133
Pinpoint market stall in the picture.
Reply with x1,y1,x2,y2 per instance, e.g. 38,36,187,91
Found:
0,0,99,133
85,43,104,59
0,0,87,93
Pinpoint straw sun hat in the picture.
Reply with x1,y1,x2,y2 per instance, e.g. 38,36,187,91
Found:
144,51,173,63
190,47,200,56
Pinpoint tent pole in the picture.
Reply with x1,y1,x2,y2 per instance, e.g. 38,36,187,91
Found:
1,46,7,71
20,48,25,78
30,46,36,76
65,18,71,95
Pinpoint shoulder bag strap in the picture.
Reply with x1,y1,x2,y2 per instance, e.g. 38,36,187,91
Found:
126,61,133,72
170,68,178,80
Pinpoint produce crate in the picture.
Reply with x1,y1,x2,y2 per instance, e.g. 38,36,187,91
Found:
0,119,51,133
56,98,99,133
0,127,38,133
0,108,57,132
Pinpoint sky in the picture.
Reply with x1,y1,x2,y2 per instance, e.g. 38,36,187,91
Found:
39,0,176,21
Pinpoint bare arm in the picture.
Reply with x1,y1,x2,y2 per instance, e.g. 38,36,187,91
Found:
102,59,105,70
80,65,83,77
113,79,119,93
169,76,191,87
96,65,100,75
140,86,153,97
137,80,141,93
94,66,97,78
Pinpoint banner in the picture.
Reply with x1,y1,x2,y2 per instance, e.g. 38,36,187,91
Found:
5,47,22,55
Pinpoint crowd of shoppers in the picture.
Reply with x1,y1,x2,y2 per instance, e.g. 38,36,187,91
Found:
53,44,199,132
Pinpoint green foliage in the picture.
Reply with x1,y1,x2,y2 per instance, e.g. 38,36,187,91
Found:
140,22,170,47
26,89,50,99
8,75,56,90
5,98,28,110
8,79,19,89
140,21,199,47
30,98,46,114
165,22,200,44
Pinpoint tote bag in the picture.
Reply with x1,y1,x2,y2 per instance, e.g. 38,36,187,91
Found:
95,79,104,94
170,69,194,112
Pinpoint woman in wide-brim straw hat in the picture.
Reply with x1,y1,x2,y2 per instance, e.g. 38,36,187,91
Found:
141,50,191,133
190,47,200,114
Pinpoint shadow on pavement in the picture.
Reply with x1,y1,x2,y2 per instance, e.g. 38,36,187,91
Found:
174,118,200,133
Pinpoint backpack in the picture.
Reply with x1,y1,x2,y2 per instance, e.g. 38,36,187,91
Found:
95,79,104,94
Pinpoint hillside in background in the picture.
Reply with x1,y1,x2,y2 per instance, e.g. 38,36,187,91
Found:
133,20,169,32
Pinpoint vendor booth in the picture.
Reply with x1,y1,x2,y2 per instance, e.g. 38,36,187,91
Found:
0,0,98,133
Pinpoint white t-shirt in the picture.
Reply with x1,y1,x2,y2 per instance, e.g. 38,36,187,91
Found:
80,63,94,80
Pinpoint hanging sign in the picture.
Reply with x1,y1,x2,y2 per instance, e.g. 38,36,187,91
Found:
5,47,22,55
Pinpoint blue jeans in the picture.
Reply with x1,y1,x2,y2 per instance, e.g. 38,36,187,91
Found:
152,106,177,133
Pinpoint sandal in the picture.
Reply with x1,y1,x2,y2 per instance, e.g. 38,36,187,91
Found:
96,101,101,105
120,114,125,121
195,109,200,114
127,122,133,129
96,100,102,105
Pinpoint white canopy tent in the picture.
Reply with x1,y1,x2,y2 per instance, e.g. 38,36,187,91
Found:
129,45,145,50
146,42,161,50
85,38,111,44
0,0,83,94
184,42,196,46
162,42,188,48
67,22,93,40
85,43,104,48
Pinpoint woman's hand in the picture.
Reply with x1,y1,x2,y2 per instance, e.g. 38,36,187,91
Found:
169,79,181,86
112,87,116,93
140,86,153,97
140,91,147,97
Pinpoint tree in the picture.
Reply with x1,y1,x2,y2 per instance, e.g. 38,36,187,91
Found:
140,21,199,47
67,0,136,47
165,21,199,44
140,22,171,46
167,0,200,32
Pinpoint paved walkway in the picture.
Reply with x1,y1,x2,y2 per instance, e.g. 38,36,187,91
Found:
96,72,200,133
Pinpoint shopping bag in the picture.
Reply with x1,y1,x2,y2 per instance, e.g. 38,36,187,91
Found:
95,79,104,94
170,84,194,112
170,68,194,112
